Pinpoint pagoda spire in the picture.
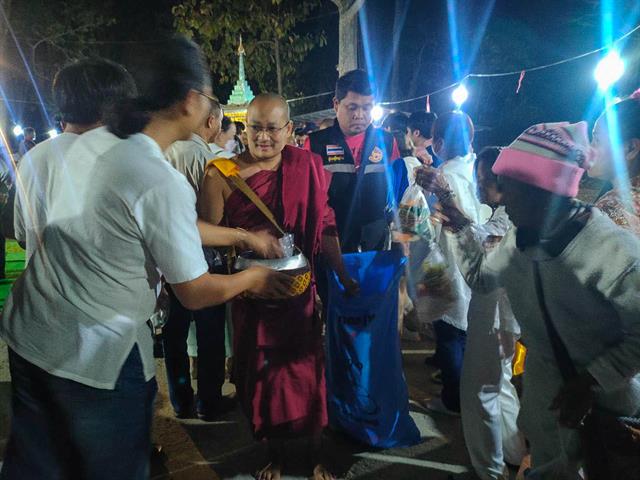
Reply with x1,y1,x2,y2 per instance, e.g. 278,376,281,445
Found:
238,35,246,82
227,35,255,106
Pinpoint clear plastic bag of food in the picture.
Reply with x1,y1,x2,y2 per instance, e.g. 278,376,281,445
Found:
393,183,433,242
414,242,455,324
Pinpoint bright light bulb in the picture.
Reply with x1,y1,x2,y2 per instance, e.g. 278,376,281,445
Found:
452,84,469,107
12,125,23,137
371,105,384,122
595,50,625,91
47,129,59,138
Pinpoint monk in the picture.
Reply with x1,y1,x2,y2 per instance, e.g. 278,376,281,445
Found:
199,93,358,480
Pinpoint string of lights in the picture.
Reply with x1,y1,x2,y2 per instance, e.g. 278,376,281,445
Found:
8,22,640,129
379,22,640,107
285,22,640,108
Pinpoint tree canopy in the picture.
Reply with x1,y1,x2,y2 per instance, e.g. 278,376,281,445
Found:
172,0,327,97
8,0,116,82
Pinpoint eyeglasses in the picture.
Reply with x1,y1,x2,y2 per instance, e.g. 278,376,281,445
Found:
247,121,290,136
196,90,219,104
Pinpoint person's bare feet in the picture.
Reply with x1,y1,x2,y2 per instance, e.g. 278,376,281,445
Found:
255,462,281,480
312,463,336,480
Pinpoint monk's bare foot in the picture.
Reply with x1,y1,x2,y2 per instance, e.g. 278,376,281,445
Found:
255,462,281,480
312,463,335,480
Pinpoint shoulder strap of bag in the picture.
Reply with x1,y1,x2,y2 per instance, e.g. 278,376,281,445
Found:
209,160,286,236
533,261,579,383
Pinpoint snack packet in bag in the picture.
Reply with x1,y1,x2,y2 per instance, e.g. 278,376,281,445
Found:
414,242,455,324
394,183,433,242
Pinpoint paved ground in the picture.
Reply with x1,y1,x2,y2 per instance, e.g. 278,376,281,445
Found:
146,336,501,480
0,241,523,480
0,236,519,479
0,336,513,479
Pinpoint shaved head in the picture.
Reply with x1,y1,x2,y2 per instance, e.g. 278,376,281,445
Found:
245,93,293,163
248,93,290,121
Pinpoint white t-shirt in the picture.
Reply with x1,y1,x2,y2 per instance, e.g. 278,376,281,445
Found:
47,126,121,224
0,133,208,389
14,132,79,260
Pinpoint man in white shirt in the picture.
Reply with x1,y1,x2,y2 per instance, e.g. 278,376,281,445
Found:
17,127,36,158
164,97,232,420
420,111,491,416
14,58,136,260
165,102,221,193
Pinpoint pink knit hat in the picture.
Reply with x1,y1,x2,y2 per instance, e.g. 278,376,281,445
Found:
492,121,594,197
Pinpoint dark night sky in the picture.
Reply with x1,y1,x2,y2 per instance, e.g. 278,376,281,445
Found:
7,0,640,148
357,0,640,146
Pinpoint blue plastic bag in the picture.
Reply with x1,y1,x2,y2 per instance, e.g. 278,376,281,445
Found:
325,250,420,448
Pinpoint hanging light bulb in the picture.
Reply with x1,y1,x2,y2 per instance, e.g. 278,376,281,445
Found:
595,50,625,91
451,84,469,108
371,105,384,122
12,125,23,137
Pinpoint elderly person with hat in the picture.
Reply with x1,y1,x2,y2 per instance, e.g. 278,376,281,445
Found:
417,121,640,479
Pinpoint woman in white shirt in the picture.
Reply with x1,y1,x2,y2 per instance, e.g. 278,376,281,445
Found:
0,36,292,480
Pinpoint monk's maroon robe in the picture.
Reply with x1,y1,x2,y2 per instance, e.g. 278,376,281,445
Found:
225,146,337,439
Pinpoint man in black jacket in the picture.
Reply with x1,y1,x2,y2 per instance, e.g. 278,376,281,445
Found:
305,69,400,253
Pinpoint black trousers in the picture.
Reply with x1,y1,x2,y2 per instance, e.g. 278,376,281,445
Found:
162,286,226,415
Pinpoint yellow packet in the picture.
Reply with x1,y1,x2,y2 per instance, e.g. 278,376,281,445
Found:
513,341,527,376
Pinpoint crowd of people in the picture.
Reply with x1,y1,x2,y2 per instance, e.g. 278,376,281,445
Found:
0,34,638,480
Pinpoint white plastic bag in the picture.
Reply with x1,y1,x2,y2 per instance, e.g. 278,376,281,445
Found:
414,242,455,324
394,183,433,241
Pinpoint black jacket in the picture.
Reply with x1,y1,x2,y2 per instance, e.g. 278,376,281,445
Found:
308,121,396,252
